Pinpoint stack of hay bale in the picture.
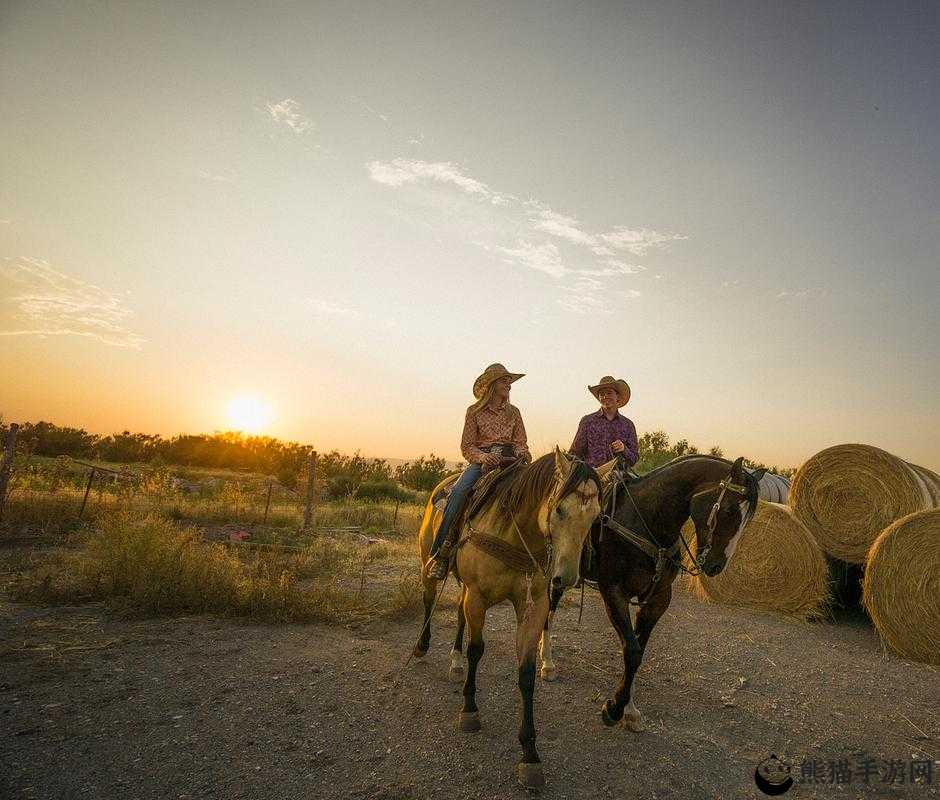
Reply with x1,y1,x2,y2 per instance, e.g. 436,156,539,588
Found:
788,444,940,665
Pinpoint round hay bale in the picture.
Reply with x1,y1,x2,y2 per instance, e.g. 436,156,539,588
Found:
682,501,829,620
862,508,940,666
789,444,940,564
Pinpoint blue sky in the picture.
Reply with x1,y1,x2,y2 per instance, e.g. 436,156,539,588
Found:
1,1,938,469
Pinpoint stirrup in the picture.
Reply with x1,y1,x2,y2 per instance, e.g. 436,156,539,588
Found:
425,547,451,581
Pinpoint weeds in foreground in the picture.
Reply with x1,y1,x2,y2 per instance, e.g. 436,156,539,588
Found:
7,513,422,624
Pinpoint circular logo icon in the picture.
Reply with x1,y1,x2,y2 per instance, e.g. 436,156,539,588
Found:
754,754,794,796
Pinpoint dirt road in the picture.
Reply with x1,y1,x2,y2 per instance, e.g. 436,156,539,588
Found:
2,587,937,799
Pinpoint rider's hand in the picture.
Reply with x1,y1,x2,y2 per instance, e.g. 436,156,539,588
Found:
481,452,501,467
611,440,625,454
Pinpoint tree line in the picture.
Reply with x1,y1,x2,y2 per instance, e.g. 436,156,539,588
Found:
0,420,795,496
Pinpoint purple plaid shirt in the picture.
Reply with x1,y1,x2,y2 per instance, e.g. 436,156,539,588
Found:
569,409,639,468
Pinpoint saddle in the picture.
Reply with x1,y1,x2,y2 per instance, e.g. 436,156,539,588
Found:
579,467,641,585
430,446,523,521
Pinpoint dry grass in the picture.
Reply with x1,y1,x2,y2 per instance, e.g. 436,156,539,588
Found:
863,508,940,666
6,511,424,624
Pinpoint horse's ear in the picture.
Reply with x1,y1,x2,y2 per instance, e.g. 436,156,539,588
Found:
751,467,767,484
554,446,569,479
730,457,745,481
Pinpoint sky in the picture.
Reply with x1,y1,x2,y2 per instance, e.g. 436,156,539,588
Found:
1,0,938,470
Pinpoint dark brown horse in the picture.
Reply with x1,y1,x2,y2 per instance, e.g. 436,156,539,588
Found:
540,455,764,731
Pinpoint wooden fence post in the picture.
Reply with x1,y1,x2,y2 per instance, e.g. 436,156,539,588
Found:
302,451,317,531
79,468,96,519
0,423,19,521
263,480,273,525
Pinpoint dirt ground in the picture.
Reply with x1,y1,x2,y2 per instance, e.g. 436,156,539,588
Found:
2,584,938,800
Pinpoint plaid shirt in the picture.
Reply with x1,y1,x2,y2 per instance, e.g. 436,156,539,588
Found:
569,409,639,468
461,401,531,464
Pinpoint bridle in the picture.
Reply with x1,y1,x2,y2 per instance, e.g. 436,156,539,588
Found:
691,476,751,565
598,462,755,605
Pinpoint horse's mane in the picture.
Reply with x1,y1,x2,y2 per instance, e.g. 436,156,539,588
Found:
477,452,601,522
633,453,761,516
635,454,732,482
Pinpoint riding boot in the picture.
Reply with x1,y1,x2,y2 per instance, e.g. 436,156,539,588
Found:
426,520,460,580
425,540,453,581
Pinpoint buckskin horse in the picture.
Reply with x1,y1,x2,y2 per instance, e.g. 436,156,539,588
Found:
538,455,764,733
414,448,602,789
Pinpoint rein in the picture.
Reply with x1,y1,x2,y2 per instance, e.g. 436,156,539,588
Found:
599,467,750,607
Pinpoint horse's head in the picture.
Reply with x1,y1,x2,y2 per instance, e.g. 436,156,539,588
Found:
689,457,764,576
540,447,602,593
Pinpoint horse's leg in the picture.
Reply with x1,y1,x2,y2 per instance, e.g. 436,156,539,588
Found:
538,610,557,681
459,588,486,733
449,585,467,682
621,582,673,727
598,582,645,731
514,590,549,789
413,574,437,658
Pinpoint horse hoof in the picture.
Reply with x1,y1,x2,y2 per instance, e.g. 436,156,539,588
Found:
622,711,645,732
540,664,558,682
448,664,465,682
516,762,545,790
412,644,429,659
458,711,481,733
600,701,620,727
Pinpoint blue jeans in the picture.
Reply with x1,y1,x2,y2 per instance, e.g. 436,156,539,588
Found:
431,463,483,554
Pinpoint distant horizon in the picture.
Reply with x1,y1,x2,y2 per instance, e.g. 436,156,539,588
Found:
8,412,940,474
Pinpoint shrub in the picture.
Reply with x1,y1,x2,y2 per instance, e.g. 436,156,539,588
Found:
355,480,414,503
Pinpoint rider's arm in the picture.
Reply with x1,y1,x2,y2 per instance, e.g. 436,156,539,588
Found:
460,409,486,464
569,417,588,460
510,407,532,463
622,419,639,467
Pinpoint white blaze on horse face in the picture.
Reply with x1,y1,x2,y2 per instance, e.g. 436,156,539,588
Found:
723,499,751,561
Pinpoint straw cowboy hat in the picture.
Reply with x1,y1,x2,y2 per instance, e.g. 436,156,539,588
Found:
473,363,525,400
589,376,631,407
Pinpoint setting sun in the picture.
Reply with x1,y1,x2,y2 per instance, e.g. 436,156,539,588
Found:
226,395,274,434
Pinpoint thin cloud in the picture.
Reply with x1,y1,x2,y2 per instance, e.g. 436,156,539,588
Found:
266,98,313,134
350,96,390,124
367,159,511,205
557,278,613,314
601,227,688,256
495,241,567,278
776,288,825,300
367,158,686,308
575,260,646,277
0,219,11,225
309,298,356,317
0,257,144,348
196,169,236,184
527,205,598,248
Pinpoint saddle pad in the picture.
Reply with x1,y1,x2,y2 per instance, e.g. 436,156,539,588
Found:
466,459,526,520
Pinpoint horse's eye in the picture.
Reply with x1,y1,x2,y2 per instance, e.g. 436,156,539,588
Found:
555,507,567,519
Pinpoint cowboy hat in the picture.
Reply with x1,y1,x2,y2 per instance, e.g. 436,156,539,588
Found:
589,376,631,407
473,363,525,400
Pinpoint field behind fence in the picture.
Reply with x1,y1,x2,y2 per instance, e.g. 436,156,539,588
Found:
0,427,436,625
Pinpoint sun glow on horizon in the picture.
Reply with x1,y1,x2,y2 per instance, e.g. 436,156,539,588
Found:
226,395,275,434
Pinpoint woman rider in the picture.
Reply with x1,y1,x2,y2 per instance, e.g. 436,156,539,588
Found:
569,375,638,469
424,363,532,581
